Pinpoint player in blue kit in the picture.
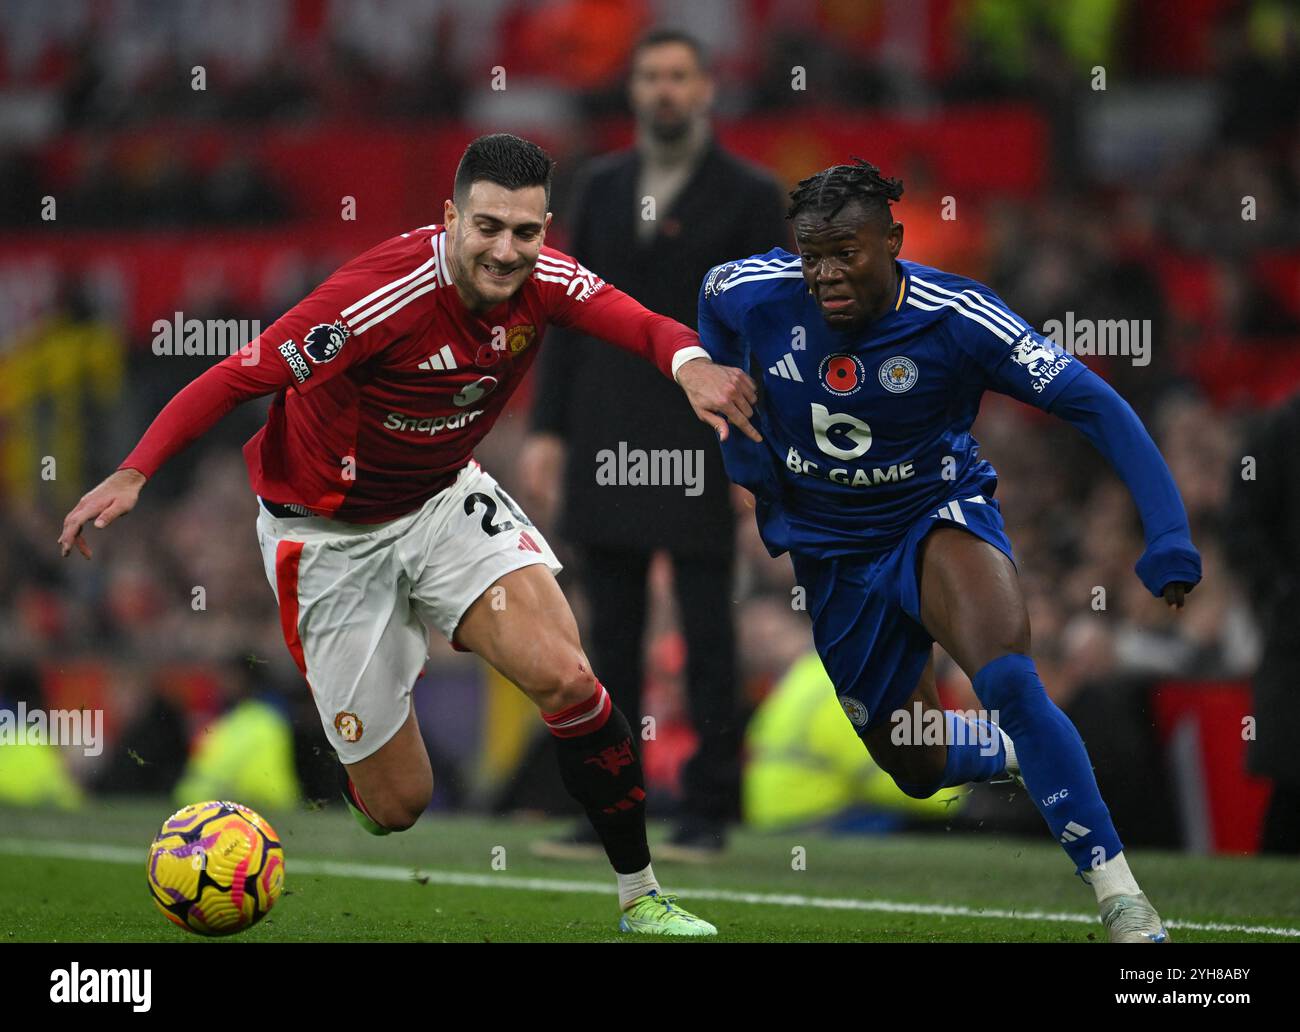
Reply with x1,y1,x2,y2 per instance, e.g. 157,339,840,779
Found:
690,159,1201,942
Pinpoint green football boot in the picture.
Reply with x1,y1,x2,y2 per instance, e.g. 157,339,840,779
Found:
618,891,717,937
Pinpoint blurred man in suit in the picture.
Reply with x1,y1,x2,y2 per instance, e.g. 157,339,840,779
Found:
1226,391,1300,854
521,28,787,860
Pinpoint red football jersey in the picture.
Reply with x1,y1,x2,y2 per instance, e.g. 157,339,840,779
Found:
120,225,702,522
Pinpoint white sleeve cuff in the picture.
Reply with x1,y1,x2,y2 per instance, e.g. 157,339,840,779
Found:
671,346,712,381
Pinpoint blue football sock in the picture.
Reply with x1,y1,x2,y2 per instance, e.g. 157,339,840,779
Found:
940,711,1007,784
893,711,1007,797
971,653,1123,873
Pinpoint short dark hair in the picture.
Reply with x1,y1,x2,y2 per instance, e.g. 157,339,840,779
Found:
453,133,555,208
787,158,904,226
631,27,709,72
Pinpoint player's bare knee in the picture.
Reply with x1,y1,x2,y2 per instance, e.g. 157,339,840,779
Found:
906,749,947,785
381,810,421,832
357,767,433,832
893,773,941,800
372,789,430,832
998,611,1031,657
878,744,947,797
529,658,598,713
866,731,945,788
970,629,1031,675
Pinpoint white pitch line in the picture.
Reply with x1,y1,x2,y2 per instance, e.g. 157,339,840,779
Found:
2,838,1296,939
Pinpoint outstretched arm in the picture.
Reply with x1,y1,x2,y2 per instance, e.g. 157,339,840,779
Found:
554,279,760,443
58,344,290,558
59,235,422,558
117,347,291,480
1047,367,1202,605
946,280,1201,606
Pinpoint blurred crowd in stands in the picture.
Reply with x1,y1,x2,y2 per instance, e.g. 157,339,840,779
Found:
1,0,1297,830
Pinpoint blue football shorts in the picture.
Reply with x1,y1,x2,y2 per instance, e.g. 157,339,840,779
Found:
790,492,1015,736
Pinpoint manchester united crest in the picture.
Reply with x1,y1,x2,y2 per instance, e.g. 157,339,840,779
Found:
506,324,536,354
334,710,364,743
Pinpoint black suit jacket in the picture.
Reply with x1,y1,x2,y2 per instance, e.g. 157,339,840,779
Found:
531,141,788,555
1225,394,1300,784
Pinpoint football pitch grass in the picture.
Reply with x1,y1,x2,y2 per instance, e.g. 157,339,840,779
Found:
1,800,1297,943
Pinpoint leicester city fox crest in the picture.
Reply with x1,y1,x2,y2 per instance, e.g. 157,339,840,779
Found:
303,320,351,364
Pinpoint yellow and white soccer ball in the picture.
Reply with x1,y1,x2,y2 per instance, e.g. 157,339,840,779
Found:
146,800,285,936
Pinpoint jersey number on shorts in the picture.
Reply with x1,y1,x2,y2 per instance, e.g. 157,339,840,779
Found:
464,487,533,537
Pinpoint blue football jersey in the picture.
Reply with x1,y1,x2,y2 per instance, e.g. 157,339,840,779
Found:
698,251,1087,558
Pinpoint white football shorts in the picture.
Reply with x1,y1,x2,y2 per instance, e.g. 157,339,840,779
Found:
255,461,561,763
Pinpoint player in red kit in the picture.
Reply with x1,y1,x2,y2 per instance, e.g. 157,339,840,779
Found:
57,134,758,937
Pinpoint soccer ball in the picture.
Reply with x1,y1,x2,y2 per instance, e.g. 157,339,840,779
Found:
146,800,285,936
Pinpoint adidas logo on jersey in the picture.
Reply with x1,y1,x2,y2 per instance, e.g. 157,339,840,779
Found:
768,354,803,381
418,345,457,371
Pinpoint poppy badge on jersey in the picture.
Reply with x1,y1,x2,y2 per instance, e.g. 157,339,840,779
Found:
820,353,865,396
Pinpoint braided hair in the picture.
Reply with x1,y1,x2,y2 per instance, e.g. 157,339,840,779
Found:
786,158,903,225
